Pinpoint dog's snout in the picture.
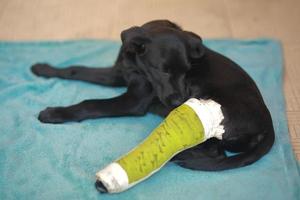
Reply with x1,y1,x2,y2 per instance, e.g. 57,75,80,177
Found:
166,94,184,107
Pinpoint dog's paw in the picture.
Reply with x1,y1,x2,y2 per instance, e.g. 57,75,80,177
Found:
31,63,57,77
38,107,68,124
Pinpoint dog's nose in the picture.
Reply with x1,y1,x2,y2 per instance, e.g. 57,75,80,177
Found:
166,94,184,107
95,180,108,193
170,98,183,107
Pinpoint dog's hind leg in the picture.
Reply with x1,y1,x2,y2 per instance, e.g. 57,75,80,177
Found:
31,63,126,86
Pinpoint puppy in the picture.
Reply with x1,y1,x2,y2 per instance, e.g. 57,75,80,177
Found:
31,20,274,172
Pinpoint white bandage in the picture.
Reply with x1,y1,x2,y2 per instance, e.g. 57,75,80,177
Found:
184,98,225,139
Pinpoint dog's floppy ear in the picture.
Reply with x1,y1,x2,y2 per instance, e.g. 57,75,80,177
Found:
184,31,205,60
121,26,142,42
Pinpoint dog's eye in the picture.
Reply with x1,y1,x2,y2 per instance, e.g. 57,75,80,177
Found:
136,44,146,55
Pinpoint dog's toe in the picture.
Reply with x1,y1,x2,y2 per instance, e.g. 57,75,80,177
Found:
38,107,66,124
31,63,56,77
95,180,108,193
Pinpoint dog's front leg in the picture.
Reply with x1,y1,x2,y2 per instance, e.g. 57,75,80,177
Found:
37,83,154,124
31,63,126,86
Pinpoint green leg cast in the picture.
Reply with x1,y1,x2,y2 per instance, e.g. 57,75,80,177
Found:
96,98,224,193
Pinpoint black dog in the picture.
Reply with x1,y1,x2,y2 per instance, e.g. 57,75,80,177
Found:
31,20,274,174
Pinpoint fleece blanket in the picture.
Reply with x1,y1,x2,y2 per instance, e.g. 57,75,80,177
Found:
0,39,299,200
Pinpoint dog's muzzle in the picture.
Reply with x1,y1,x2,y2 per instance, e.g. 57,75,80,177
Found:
165,93,185,107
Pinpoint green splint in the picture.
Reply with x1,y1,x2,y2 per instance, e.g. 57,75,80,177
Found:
96,98,224,193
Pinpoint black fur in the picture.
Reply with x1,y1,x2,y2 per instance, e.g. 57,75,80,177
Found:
31,20,274,172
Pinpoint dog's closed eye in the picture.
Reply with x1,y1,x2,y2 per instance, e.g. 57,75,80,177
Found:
124,43,146,57
135,43,146,55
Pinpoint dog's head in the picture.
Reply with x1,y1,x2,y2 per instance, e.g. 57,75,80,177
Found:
120,20,205,107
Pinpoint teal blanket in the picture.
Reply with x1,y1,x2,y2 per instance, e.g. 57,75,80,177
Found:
0,39,299,200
